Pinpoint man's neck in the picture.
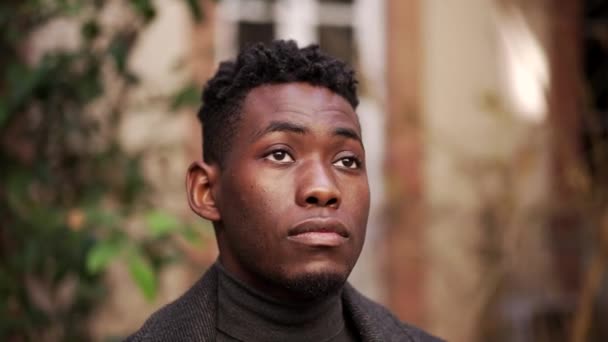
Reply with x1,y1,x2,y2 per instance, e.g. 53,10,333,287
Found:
216,254,345,303
215,262,348,342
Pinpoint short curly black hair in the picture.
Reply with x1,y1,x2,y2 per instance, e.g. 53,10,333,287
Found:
197,39,359,166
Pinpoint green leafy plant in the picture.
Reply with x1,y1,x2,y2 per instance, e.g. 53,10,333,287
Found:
0,0,205,340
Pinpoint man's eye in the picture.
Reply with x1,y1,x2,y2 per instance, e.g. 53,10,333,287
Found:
264,150,295,163
333,157,360,169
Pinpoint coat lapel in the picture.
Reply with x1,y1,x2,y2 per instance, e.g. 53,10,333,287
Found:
342,283,417,342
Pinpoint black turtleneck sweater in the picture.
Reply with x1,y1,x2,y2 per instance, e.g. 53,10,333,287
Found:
215,264,359,342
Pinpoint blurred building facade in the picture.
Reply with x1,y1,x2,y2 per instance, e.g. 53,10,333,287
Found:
80,0,606,341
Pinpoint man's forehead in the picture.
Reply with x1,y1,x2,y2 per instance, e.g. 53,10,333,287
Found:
241,83,360,128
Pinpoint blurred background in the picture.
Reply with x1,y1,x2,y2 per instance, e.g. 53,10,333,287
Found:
1,0,607,341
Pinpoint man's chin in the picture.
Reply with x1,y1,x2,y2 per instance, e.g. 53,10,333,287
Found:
281,271,347,301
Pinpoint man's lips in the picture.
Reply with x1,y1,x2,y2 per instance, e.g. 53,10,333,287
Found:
287,218,349,247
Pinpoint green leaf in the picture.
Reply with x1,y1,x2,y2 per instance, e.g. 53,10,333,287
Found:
129,0,156,23
108,34,133,75
84,208,120,228
0,99,9,128
184,0,203,22
128,252,157,300
6,62,48,111
146,211,180,238
170,83,200,111
81,20,100,42
123,156,146,203
180,225,202,245
6,171,34,218
86,241,122,274
75,62,103,102
54,0,86,15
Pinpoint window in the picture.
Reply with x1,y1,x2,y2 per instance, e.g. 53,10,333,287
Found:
238,22,275,50
215,0,356,67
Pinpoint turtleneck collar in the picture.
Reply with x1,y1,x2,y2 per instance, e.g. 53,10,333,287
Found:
216,262,347,342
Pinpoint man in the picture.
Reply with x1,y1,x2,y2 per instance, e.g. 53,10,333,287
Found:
127,40,442,342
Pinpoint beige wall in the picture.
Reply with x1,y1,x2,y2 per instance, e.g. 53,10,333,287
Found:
421,1,554,340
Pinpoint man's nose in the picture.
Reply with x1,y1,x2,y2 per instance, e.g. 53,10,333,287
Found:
296,161,341,208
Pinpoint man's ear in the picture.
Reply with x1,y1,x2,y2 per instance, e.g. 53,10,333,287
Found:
186,160,221,222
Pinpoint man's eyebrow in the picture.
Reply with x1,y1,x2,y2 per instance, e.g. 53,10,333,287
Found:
251,121,309,142
334,127,363,144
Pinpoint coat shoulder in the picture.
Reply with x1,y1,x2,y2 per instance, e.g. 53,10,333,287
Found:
125,266,219,342
343,284,444,342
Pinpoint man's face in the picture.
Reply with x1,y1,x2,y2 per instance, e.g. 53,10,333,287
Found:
212,83,370,299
